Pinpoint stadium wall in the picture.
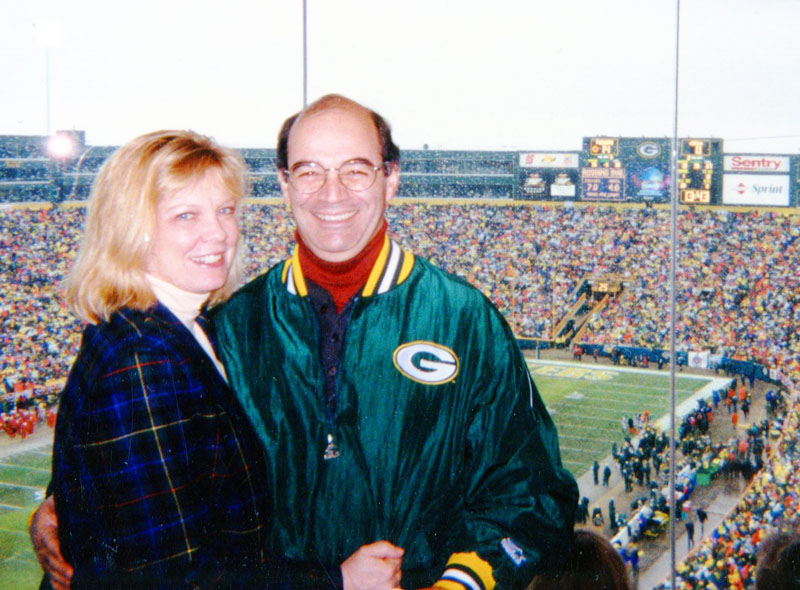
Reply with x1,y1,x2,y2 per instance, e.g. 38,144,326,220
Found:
3,133,798,206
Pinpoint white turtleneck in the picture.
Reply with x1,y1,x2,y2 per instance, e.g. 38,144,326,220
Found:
145,274,228,381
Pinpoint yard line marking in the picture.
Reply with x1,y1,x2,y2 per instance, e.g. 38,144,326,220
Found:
0,503,24,510
551,413,619,424
0,526,28,534
0,462,50,473
560,445,599,453
0,481,45,491
561,460,587,468
558,434,618,444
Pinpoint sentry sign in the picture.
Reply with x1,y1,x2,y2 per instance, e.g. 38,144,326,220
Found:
723,155,790,173
722,174,790,206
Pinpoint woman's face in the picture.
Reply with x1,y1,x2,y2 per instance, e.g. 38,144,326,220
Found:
146,170,239,294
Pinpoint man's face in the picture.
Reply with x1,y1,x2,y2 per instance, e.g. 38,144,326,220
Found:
279,105,399,262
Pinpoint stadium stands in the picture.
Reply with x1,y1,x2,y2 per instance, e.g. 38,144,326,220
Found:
2,133,799,587
3,201,798,402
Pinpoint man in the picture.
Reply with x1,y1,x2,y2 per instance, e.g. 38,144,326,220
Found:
215,95,576,589
33,94,577,590
696,507,708,535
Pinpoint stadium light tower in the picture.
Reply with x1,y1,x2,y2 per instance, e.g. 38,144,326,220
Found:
302,0,308,107
34,21,62,136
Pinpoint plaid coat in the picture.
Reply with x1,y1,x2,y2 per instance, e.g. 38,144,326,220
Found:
49,303,269,589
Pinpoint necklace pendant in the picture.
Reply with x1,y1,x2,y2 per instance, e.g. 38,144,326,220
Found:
323,433,340,460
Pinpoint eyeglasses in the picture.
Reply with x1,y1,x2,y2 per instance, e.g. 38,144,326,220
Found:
283,160,385,193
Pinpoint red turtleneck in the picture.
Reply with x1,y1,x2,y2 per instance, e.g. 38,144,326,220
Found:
296,219,388,313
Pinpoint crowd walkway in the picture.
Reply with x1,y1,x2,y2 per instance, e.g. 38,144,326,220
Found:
0,427,53,461
565,362,769,589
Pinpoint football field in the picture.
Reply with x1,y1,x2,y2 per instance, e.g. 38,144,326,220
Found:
527,359,721,475
0,361,722,589
0,443,51,590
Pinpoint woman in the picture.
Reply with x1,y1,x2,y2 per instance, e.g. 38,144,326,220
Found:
44,130,267,589
32,129,404,590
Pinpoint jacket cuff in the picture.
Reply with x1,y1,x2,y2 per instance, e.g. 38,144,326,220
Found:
434,551,496,590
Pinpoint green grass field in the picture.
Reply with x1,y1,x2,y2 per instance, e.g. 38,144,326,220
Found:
0,445,51,590
0,362,723,589
527,359,719,475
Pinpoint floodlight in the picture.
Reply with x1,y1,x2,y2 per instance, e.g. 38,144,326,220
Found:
47,133,75,160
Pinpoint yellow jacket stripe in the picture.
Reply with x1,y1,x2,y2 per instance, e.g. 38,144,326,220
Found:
282,238,414,298
435,551,496,590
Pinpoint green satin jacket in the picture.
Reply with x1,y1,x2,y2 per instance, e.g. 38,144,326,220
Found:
213,236,577,590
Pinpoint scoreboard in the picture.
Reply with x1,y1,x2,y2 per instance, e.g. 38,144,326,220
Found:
581,167,625,200
581,137,625,200
587,137,620,159
579,137,671,202
677,139,722,204
516,136,734,203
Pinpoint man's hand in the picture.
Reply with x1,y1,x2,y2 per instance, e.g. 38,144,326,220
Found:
29,495,73,590
341,540,404,590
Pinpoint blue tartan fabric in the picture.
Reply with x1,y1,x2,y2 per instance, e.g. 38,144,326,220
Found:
49,303,268,589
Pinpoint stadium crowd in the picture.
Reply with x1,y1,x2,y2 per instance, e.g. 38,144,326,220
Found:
1,206,83,403
3,201,799,415
3,200,799,588
653,404,800,590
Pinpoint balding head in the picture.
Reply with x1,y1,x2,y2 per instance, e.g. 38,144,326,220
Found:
276,94,399,173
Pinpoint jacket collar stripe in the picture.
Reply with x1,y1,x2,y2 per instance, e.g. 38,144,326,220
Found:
376,239,402,294
281,259,291,284
280,238,414,298
282,259,297,295
288,247,308,296
398,248,414,284
362,235,391,297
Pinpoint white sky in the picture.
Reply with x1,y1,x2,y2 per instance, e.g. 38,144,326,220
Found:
2,0,799,153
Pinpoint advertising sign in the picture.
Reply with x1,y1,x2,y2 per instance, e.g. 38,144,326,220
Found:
624,139,671,201
519,169,579,199
518,152,580,199
724,155,790,173
519,153,580,168
722,174,790,206
627,164,670,200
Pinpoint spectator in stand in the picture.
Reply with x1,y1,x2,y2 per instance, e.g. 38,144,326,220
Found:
755,532,800,590
5,202,800,419
697,507,708,536
685,520,695,550
527,529,631,590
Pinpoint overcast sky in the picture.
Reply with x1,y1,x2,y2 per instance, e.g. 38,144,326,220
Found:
2,0,799,153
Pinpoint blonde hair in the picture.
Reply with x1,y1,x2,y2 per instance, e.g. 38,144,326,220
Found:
66,129,247,324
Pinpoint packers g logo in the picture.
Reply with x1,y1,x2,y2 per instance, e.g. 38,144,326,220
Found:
393,341,459,385
637,141,661,159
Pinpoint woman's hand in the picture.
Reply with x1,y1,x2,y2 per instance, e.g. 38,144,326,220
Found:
29,495,73,590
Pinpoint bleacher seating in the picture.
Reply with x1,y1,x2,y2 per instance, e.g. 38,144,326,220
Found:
3,134,799,589
3,201,798,402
